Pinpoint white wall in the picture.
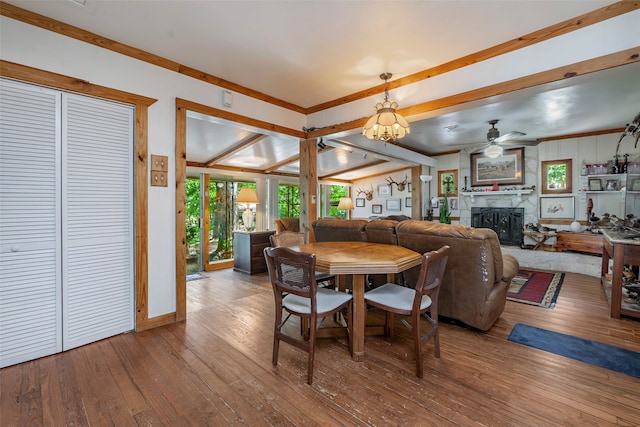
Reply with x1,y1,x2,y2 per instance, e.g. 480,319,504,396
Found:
0,17,305,317
351,171,413,219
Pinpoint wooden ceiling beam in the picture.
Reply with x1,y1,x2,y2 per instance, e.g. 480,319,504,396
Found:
204,133,267,167
319,160,387,180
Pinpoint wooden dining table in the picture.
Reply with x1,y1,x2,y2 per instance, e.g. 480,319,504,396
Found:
290,241,422,361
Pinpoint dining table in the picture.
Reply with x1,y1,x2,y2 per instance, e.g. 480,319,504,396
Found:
290,241,422,361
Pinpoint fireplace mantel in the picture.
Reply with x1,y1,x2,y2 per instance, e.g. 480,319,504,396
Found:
460,189,533,202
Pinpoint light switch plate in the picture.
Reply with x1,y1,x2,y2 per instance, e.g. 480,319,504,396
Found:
151,155,168,172
150,171,168,187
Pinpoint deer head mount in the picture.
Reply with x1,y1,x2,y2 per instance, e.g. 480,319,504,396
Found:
356,185,374,201
386,175,408,192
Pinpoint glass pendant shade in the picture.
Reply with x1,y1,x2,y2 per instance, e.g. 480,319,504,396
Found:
485,143,503,158
362,73,410,142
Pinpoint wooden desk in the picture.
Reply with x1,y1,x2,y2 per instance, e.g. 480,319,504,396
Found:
600,229,640,319
555,231,604,255
291,241,422,361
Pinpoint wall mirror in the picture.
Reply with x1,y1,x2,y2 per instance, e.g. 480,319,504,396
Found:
541,159,572,194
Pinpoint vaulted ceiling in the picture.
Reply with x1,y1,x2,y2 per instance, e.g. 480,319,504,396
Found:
5,0,639,182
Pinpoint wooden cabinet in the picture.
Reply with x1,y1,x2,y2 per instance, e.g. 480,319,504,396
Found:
233,230,275,275
555,231,604,255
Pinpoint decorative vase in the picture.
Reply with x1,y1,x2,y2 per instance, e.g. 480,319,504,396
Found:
570,220,581,232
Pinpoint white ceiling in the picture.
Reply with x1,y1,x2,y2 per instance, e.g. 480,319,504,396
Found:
7,0,640,181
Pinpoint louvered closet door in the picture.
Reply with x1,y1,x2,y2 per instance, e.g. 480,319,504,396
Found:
62,94,134,350
0,79,62,368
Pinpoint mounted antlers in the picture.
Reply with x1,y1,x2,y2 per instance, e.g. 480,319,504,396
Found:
386,175,408,192
356,185,374,201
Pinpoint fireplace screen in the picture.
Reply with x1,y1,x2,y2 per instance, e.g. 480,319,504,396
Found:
471,207,524,246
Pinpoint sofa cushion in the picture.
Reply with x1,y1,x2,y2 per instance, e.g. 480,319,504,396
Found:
312,218,367,242
363,219,399,245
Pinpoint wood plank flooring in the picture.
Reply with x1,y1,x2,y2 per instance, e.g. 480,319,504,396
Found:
1,269,639,426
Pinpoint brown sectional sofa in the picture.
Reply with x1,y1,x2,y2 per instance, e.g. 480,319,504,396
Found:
311,218,519,331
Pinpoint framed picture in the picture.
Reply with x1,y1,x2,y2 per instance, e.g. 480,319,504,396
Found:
449,197,458,211
541,159,572,194
372,204,382,214
407,182,412,193
377,184,392,197
470,147,524,187
539,196,575,219
588,178,602,191
632,178,640,191
386,198,401,211
606,179,618,191
405,197,412,207
438,169,458,196
355,198,365,207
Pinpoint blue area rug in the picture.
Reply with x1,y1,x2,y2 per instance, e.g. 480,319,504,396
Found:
508,323,640,379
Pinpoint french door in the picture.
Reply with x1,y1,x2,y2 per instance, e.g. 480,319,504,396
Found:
0,79,134,367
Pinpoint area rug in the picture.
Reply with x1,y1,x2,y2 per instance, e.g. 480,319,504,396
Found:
507,269,564,308
508,323,640,379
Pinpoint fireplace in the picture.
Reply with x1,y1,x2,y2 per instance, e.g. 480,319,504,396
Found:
471,207,524,246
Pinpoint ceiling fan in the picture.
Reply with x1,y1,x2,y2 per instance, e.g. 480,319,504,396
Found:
471,119,540,157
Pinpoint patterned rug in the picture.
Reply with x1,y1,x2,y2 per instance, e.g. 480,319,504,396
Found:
507,269,564,308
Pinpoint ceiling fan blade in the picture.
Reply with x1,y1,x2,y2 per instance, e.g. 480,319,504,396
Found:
494,131,526,143
499,139,540,147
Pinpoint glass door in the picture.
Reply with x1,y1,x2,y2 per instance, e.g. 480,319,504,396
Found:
185,177,201,275
204,180,235,271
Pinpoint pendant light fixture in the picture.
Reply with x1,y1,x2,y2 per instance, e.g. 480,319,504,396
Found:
362,73,410,142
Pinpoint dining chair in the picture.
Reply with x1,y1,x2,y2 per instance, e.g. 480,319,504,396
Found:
263,246,353,384
364,245,449,378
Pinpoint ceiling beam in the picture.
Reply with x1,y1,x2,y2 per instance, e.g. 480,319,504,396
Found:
264,154,300,173
319,160,387,180
204,133,267,167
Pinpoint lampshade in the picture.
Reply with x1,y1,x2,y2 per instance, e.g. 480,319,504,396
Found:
236,187,259,204
485,143,503,158
337,197,354,210
236,187,259,231
362,73,410,142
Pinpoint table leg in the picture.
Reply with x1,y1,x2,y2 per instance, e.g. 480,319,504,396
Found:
611,244,623,319
352,273,365,362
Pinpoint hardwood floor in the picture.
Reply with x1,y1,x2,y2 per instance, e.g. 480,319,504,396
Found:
2,269,639,426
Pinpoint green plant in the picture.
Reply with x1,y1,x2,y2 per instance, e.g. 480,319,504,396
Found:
440,193,451,224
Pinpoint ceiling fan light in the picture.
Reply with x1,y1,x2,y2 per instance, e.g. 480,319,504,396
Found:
485,144,503,158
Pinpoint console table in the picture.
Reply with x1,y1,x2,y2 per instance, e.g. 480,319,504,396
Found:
555,231,603,255
600,229,640,319
233,230,275,275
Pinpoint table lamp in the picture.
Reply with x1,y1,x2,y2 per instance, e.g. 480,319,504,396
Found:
236,187,259,231
337,197,354,217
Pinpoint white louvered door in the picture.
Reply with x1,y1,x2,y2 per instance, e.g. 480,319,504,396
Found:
0,80,62,367
62,93,134,350
0,79,134,367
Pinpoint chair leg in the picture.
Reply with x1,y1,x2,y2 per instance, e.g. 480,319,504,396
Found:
433,327,441,358
413,312,423,378
273,307,283,366
307,314,317,385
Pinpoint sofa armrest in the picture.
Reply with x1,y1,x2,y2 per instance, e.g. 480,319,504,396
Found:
501,254,520,283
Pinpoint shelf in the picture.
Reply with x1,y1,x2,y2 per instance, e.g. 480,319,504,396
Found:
460,189,533,202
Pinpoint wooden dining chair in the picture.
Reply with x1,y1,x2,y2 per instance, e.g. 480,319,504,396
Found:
364,245,449,378
263,246,352,384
